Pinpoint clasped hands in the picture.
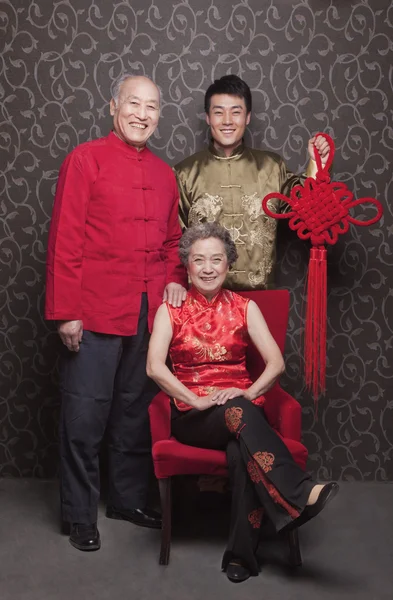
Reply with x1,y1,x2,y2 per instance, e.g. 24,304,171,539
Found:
197,387,251,411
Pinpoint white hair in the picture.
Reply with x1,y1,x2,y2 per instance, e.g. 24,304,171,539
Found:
110,73,160,107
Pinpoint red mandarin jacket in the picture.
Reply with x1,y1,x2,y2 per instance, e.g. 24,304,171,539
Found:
45,132,186,335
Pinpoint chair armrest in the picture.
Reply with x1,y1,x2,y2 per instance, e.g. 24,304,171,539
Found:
148,386,302,444
263,385,302,442
148,391,171,444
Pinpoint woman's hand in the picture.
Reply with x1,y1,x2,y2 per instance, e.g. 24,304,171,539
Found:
194,394,218,411
196,388,248,411
210,388,249,405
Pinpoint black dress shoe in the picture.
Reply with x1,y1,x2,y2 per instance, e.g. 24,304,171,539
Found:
284,482,340,532
226,561,251,584
106,506,162,529
69,523,100,551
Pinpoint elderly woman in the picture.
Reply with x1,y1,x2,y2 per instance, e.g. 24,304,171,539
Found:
147,223,338,583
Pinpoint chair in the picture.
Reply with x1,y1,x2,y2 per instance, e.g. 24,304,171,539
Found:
148,289,307,567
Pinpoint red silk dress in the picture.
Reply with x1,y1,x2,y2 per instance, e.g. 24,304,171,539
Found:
166,286,265,411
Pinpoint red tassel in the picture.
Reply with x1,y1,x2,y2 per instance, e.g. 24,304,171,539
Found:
261,134,383,408
305,247,327,408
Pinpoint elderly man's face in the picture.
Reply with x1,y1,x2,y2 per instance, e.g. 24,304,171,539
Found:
110,76,160,149
188,237,229,300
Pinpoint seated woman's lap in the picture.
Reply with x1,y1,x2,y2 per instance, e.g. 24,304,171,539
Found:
171,396,265,451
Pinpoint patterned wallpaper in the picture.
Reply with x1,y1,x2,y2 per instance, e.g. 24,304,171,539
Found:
0,0,392,479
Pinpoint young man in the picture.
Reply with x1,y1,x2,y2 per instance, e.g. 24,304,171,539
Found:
174,74,329,290
46,74,187,551
174,74,329,501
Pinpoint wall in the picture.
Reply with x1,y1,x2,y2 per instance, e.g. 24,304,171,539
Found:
0,0,392,478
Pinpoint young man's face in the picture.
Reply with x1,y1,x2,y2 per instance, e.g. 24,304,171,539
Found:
206,94,251,157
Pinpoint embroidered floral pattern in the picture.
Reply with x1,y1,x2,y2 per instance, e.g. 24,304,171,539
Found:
249,460,300,519
191,370,200,383
248,507,264,529
168,289,253,412
203,386,219,395
190,336,228,362
253,451,275,473
225,407,243,433
247,460,264,484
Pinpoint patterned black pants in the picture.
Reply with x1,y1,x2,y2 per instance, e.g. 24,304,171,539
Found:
171,396,314,575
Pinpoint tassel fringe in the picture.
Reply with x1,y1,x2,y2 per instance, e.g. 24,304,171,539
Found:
305,247,327,406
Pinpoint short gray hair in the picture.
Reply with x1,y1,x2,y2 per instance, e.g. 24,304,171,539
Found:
179,222,238,267
110,73,161,107
111,73,133,105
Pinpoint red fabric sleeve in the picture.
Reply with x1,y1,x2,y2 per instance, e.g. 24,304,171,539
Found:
45,149,97,321
163,175,187,287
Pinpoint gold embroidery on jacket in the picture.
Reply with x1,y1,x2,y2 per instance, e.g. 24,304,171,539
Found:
175,147,304,289
223,223,246,246
189,193,223,224
248,260,273,287
241,192,262,221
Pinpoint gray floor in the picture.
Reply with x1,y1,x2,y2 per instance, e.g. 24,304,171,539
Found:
0,479,391,600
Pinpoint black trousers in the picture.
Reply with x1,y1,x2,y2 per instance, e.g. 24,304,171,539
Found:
59,294,158,524
171,397,314,575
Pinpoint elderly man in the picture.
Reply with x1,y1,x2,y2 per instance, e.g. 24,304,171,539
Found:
45,74,186,551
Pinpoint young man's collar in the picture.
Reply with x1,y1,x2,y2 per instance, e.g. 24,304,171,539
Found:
208,139,245,159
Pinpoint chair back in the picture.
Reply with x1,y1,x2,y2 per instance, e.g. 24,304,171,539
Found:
237,289,290,381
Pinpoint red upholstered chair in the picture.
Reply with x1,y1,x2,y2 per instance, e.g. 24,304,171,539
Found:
148,289,307,566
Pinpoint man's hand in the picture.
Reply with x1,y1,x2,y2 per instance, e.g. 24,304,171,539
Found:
163,282,187,307
308,134,330,167
58,320,83,352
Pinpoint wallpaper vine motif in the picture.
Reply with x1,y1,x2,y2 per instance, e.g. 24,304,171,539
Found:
0,0,392,479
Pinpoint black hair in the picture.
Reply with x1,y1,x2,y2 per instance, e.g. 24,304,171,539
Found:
204,74,252,114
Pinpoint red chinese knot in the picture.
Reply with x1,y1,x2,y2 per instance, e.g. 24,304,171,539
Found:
261,133,383,405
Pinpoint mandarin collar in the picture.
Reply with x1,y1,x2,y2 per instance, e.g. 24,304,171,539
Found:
208,139,245,160
189,285,224,306
107,130,149,156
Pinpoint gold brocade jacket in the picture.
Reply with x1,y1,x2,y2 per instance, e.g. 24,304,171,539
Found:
174,142,306,290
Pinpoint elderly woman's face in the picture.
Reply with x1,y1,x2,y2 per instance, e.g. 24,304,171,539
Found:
188,237,229,298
